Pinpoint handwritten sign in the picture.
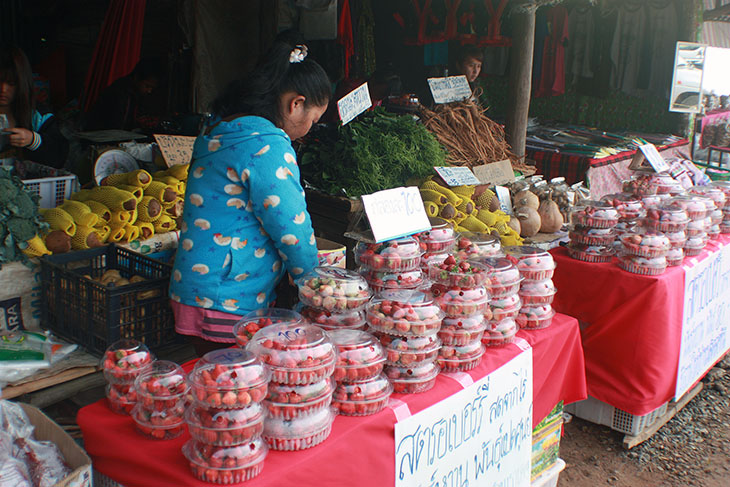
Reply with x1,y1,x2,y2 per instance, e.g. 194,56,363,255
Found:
153,134,196,167
395,349,533,487
473,160,516,186
337,82,372,125
434,166,481,186
628,143,670,173
361,186,431,243
495,185,513,214
427,75,472,104
675,242,730,399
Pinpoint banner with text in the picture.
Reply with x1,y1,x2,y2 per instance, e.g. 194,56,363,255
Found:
362,186,431,242
395,349,533,487
675,242,730,399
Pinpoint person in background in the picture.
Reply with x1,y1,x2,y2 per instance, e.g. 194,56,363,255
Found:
452,45,485,102
170,42,330,356
0,45,68,168
84,57,164,131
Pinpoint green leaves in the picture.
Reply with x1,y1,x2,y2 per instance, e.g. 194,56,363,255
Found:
0,167,46,269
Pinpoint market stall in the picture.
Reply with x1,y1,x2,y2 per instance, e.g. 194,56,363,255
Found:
78,314,586,487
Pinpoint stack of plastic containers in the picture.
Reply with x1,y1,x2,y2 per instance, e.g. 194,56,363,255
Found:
184,349,270,484
643,202,690,267
454,232,503,260
617,228,671,274
233,308,304,347
566,201,619,263
427,256,487,373
132,360,188,440
355,237,424,293
296,267,371,332
688,186,726,239
505,246,557,331
478,257,522,348
600,192,644,241
101,339,154,415
416,218,457,273
329,329,391,416
623,171,683,200
366,289,443,393
246,323,337,451
710,181,730,234
668,195,711,257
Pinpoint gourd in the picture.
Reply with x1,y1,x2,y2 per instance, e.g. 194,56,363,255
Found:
507,215,521,235
538,193,564,233
513,189,539,211
516,206,541,237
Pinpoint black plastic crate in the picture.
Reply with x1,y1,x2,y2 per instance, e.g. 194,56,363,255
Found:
40,244,179,355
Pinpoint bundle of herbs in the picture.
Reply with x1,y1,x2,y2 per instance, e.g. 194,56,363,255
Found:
299,108,446,198
0,167,47,269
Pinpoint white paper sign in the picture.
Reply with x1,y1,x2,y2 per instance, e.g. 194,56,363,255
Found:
428,75,472,104
639,143,670,173
395,350,533,487
434,166,481,186
362,187,431,243
495,185,512,213
337,82,372,125
675,242,730,399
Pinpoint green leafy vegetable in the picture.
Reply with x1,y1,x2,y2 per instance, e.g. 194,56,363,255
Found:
0,167,47,269
299,108,446,197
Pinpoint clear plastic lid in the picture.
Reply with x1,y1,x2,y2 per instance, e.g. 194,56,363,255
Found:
417,218,456,243
333,373,393,402
297,267,372,312
367,289,442,320
684,234,709,250
640,194,669,208
246,323,336,371
490,293,522,311
486,317,518,334
420,252,449,270
519,278,557,297
569,225,616,237
644,205,690,224
297,304,366,329
262,405,335,439
455,232,502,258
441,314,485,331
667,195,710,218
183,437,268,470
519,304,556,320
474,257,522,287
266,378,334,407
567,242,616,258
360,268,424,290
234,308,303,345
439,338,485,360
666,247,684,261
186,403,266,430
131,402,185,428
665,229,687,245
504,246,556,272
688,186,726,208
354,237,423,269
620,228,670,252
569,201,620,226
434,285,490,314
385,361,440,384
102,339,154,383
427,256,488,288
375,331,442,356
710,209,723,224
601,193,644,218
134,360,188,398
190,348,270,391
687,217,711,232
329,329,386,369
618,253,668,270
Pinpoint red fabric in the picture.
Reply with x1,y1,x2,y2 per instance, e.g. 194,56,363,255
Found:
535,6,569,98
551,235,730,416
82,0,146,112
337,0,354,79
78,314,585,487
527,139,689,184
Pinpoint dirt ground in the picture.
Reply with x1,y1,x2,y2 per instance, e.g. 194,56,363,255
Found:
558,362,730,487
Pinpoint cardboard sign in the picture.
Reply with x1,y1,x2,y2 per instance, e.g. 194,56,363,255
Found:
337,83,372,125
394,349,533,487
361,187,431,242
427,75,472,104
153,134,196,167
473,159,516,186
675,242,730,399
434,166,481,186
628,143,670,173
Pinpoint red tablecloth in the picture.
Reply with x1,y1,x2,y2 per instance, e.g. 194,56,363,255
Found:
78,314,586,487
551,235,730,416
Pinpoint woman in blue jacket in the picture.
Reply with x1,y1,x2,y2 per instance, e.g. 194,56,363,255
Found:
170,43,330,354
0,46,68,168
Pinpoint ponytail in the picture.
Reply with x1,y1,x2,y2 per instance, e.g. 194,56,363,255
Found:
212,42,331,126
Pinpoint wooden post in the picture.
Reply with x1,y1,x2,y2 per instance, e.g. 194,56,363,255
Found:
505,4,536,159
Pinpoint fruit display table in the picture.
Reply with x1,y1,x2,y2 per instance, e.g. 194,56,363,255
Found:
551,234,730,417
77,314,586,487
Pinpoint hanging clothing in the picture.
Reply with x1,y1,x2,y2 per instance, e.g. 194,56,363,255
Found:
337,0,355,78
535,5,570,97
609,0,647,95
566,5,594,87
644,0,679,97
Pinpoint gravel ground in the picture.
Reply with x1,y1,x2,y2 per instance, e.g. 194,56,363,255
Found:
560,354,730,486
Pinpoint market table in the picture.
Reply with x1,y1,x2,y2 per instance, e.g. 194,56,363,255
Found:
551,234,730,417
78,313,586,487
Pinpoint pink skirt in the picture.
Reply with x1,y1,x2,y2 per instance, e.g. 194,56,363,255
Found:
170,300,242,343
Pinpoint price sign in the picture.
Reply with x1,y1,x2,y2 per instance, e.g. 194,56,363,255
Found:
153,134,196,167
427,75,472,104
337,83,372,125
628,143,671,173
361,187,431,243
434,166,481,186
473,159,516,186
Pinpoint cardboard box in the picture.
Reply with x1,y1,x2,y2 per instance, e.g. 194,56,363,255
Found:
316,237,346,268
20,403,92,487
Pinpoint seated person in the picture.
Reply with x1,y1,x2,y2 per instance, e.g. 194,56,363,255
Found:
451,45,487,105
84,57,165,131
0,45,68,168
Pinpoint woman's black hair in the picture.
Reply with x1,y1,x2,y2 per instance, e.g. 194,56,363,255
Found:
455,45,484,66
0,46,35,130
211,42,331,126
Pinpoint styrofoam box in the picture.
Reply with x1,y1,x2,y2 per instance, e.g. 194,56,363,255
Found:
532,458,565,487
565,395,668,436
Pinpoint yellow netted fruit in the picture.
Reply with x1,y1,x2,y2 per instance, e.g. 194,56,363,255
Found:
117,185,144,203
126,169,152,188
420,180,463,207
135,222,155,240
22,235,51,257
40,208,76,236
107,226,127,243
474,189,496,209
128,208,138,225
456,199,476,216
71,226,104,250
137,196,163,222
59,200,98,227
153,214,176,233
423,201,440,218
451,185,475,199
109,211,132,226
84,200,111,223
121,223,140,242
145,181,177,204
156,176,184,195
88,186,137,211
420,189,448,206
475,209,498,227
164,198,184,217
69,189,93,201
165,163,190,181
95,225,111,242
459,215,489,232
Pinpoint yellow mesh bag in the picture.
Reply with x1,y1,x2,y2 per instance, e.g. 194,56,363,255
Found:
72,226,102,250
94,225,111,242
22,235,51,257
126,169,152,188
88,186,137,211
59,200,98,227
145,181,177,204
137,196,162,222
118,185,144,203
153,214,176,233
69,189,93,201
165,163,190,181
84,201,111,223
40,208,76,236
459,215,489,233
135,222,155,240
156,176,184,195
109,211,131,226
107,226,127,243
122,223,140,242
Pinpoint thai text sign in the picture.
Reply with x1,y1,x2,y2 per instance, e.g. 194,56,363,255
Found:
362,186,431,243
395,349,533,487
675,241,730,399
428,76,472,104
337,82,371,125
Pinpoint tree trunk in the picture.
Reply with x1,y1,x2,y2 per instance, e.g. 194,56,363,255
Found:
506,6,536,160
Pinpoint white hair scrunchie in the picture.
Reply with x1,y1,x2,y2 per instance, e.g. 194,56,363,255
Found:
289,45,308,64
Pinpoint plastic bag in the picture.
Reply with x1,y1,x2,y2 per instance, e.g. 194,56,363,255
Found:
0,331,77,386
15,437,70,487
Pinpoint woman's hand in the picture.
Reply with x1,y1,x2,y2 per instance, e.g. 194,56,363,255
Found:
7,127,34,148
